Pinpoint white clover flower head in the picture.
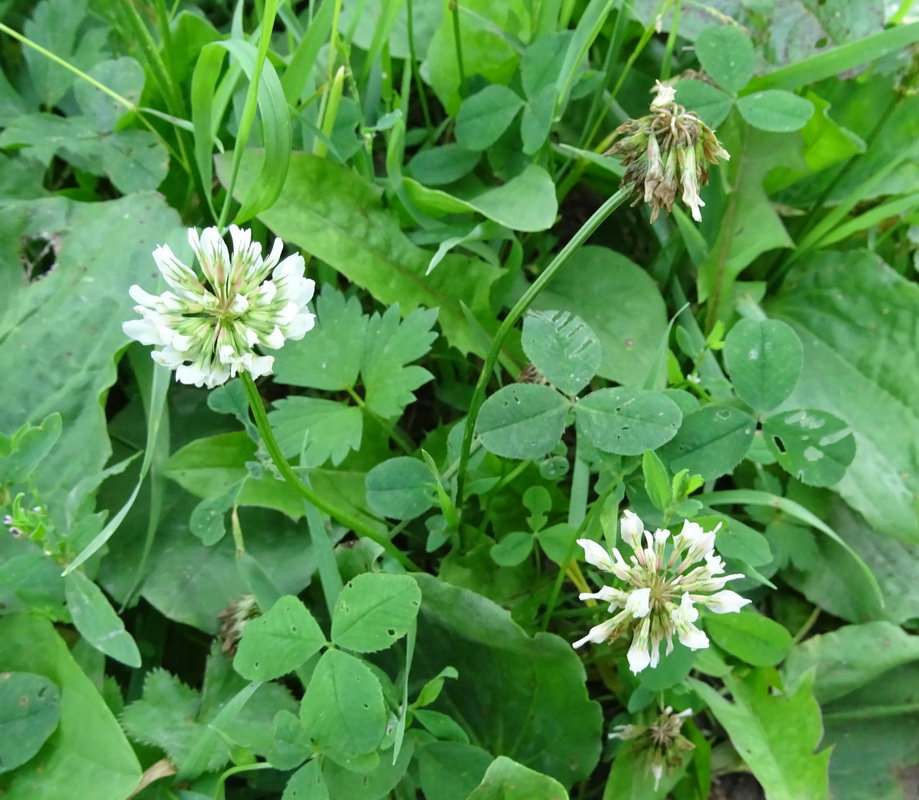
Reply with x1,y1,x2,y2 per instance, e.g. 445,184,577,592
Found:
123,225,316,389
573,511,750,672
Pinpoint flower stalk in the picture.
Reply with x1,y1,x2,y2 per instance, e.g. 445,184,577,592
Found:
454,187,632,519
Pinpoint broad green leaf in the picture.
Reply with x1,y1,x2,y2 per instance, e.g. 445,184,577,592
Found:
521,310,600,397
575,388,682,456
767,250,919,540
476,384,569,460
467,756,569,800
691,670,830,800
455,85,525,151
189,480,243,546
331,573,422,653
405,167,558,232
269,398,363,467
283,759,329,800
365,457,436,520
63,571,141,668
490,531,535,567
0,193,182,514
783,622,919,705
300,649,386,759
603,746,684,800
457,164,558,232
0,614,141,799
417,741,493,800
218,152,502,356
705,611,794,667
533,247,667,387
658,406,755,480
762,409,855,487
736,90,815,132
696,25,754,93
273,287,367,390
823,712,919,800
413,574,601,786
0,673,60,774
672,78,733,128
697,125,795,309
234,596,326,681
722,318,803,412
362,304,438,418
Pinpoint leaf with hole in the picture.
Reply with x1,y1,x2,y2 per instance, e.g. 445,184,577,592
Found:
0,672,61,774
522,310,600,396
723,318,803,412
300,649,386,759
331,573,422,653
234,596,326,682
658,406,756,480
477,384,569,460
575,388,681,456
763,409,855,487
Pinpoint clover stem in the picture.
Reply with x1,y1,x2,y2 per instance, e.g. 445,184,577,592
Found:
454,187,632,531
241,373,419,571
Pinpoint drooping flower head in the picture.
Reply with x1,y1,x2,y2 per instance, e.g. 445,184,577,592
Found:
611,705,695,789
123,226,316,388
573,512,750,673
604,81,730,222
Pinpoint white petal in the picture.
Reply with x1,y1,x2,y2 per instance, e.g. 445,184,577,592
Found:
627,634,652,674
123,319,167,346
283,311,316,341
620,509,644,549
705,590,751,614
572,618,618,649
624,587,651,618
578,538,615,572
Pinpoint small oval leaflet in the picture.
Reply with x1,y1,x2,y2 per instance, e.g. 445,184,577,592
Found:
331,573,422,653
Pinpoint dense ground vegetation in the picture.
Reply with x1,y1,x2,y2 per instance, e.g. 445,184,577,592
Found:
1,1,919,798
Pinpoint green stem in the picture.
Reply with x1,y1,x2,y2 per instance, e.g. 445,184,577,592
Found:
240,373,419,570
454,187,631,518
451,0,466,88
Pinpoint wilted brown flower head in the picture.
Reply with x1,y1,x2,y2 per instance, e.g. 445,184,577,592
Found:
604,82,730,223
612,705,696,789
